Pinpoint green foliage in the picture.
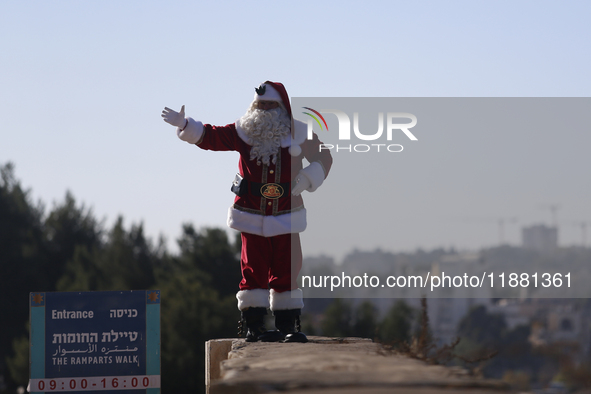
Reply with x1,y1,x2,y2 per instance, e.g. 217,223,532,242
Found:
56,216,160,292
43,191,102,290
159,271,236,392
6,335,29,388
378,300,414,345
175,224,241,298
1,163,242,393
455,305,507,367
0,163,46,382
321,299,396,342
56,245,104,291
158,224,242,391
321,299,353,337
457,305,507,349
455,305,547,383
353,301,379,339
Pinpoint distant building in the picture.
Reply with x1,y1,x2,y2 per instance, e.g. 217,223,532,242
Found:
522,224,558,251
427,253,492,345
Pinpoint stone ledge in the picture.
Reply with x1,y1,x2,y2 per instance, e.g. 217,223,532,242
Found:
206,337,511,394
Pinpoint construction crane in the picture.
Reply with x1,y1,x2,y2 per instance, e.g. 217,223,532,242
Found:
540,203,561,227
457,216,519,246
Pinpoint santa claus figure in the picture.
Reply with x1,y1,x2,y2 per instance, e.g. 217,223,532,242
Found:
162,81,332,343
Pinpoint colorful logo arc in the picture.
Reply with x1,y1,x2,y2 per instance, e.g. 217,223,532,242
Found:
302,107,329,131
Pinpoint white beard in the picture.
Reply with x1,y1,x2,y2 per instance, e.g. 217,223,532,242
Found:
239,103,291,166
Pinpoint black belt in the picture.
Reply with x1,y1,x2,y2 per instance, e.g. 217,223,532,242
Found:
231,174,290,199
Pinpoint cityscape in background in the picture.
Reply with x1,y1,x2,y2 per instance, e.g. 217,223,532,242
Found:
301,221,591,385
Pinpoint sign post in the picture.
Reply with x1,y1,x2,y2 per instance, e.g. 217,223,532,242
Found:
29,290,161,393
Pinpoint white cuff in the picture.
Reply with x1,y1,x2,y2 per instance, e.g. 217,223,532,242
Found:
176,117,204,144
299,162,326,192
270,288,304,311
227,206,307,237
236,289,270,311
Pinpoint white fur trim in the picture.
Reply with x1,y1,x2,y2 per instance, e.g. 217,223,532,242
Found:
299,162,326,192
227,207,307,236
270,288,304,311
280,118,307,148
227,207,264,235
176,118,203,144
253,83,282,103
236,289,270,310
235,119,249,144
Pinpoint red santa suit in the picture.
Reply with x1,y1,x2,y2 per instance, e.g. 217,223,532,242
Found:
176,83,332,312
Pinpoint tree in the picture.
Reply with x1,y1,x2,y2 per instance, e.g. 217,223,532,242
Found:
43,191,102,290
158,270,236,393
155,225,243,393
455,305,514,379
1,163,245,393
353,301,379,339
175,224,241,298
56,245,104,291
457,305,507,349
100,218,157,290
57,217,158,291
321,299,353,337
378,300,414,344
0,163,46,384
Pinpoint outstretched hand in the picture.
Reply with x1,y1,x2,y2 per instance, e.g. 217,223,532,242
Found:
161,105,186,128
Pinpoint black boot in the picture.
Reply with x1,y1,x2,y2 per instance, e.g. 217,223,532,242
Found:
240,307,268,342
274,309,308,343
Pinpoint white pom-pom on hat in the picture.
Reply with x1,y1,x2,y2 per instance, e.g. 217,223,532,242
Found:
289,145,302,157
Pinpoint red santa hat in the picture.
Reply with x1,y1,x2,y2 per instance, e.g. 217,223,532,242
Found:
254,81,301,156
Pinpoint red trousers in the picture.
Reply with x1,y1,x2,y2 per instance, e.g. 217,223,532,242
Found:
239,232,302,292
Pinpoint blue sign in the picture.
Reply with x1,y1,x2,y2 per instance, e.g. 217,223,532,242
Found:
29,291,160,393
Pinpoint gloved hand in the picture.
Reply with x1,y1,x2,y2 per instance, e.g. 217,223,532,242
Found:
161,105,186,128
291,173,311,196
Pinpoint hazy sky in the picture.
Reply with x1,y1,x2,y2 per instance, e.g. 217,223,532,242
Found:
1,1,590,260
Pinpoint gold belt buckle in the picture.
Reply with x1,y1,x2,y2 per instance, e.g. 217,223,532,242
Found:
260,183,284,199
